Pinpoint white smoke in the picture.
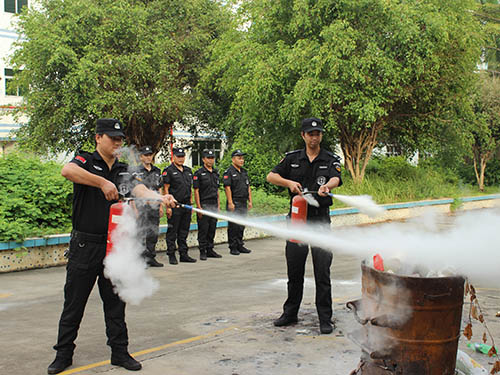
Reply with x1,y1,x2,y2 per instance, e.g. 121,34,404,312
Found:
103,204,159,305
191,205,500,288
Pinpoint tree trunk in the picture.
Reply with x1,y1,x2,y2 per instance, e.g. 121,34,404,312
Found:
472,147,492,192
338,122,383,184
125,114,173,154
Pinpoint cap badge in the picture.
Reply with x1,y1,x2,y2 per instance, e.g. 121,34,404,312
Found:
114,123,121,129
312,121,317,127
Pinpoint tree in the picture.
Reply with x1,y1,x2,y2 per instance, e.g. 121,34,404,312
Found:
475,0,500,75
470,74,500,190
199,0,483,183
9,0,227,154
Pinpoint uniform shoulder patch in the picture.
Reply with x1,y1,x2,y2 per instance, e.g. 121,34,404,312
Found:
74,155,87,164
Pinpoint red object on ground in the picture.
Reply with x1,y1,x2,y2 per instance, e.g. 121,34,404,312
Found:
290,195,308,243
106,202,124,256
373,253,384,271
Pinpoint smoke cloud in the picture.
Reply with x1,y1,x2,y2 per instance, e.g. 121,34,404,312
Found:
103,204,159,305
192,205,500,288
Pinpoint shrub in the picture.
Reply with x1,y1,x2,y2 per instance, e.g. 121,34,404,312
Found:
0,153,73,242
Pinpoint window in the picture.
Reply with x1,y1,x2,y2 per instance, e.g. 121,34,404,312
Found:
191,140,222,166
4,0,27,13
5,68,23,96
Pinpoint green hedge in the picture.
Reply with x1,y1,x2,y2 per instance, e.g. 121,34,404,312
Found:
0,153,73,242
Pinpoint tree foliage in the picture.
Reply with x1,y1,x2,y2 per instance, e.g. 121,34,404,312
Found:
10,0,227,155
198,0,483,183
476,0,500,75
469,73,500,190
0,153,72,242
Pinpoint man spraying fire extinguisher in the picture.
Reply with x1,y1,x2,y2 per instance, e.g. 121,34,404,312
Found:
266,117,342,335
48,119,176,375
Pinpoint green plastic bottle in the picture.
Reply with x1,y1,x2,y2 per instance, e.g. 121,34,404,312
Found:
467,342,497,355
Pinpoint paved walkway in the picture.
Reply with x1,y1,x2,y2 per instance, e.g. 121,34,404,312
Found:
1,236,499,375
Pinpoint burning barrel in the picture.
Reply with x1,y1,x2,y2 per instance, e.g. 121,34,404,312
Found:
347,261,465,375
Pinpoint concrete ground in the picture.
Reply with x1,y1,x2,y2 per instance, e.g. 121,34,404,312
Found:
1,236,499,375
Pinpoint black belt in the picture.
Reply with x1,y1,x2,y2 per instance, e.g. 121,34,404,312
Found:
71,230,107,244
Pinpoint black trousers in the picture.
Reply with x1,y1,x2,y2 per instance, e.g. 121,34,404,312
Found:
227,200,247,251
197,202,218,252
282,215,333,322
166,206,192,255
138,206,160,260
54,232,128,358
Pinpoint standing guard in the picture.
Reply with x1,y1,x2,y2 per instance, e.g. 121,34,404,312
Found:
266,117,342,334
162,148,196,264
223,149,253,255
193,149,222,260
134,145,164,267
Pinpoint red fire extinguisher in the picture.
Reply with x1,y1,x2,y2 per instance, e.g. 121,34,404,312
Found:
106,201,125,256
290,194,308,243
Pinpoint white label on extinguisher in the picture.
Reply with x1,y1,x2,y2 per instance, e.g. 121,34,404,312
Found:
112,215,123,224
291,206,299,214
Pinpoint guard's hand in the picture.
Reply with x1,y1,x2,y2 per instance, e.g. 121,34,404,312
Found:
288,181,302,194
161,194,176,208
318,185,330,197
166,207,173,219
228,202,235,212
197,211,203,219
101,180,119,201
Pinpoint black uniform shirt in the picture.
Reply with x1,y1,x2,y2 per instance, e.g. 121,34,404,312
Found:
223,164,250,201
133,164,163,191
70,151,138,234
193,166,219,203
162,164,192,204
272,148,342,207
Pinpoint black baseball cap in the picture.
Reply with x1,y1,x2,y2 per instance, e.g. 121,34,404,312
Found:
231,149,246,157
301,118,324,133
202,149,215,158
139,145,153,155
173,147,186,156
96,118,125,137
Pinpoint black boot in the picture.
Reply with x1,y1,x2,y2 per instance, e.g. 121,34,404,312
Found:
239,246,252,254
111,352,142,371
179,253,197,263
229,248,240,255
200,250,207,261
206,249,222,258
273,314,298,327
47,356,72,374
319,320,334,334
147,258,164,267
168,254,178,265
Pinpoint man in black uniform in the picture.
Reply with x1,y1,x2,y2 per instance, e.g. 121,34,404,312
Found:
134,145,164,267
162,147,196,264
193,149,222,260
223,149,253,255
266,117,342,335
48,119,176,374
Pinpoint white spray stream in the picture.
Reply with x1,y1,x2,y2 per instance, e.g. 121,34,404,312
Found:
103,204,159,305
184,204,500,288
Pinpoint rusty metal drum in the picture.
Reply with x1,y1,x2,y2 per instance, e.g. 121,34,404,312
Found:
347,261,465,375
